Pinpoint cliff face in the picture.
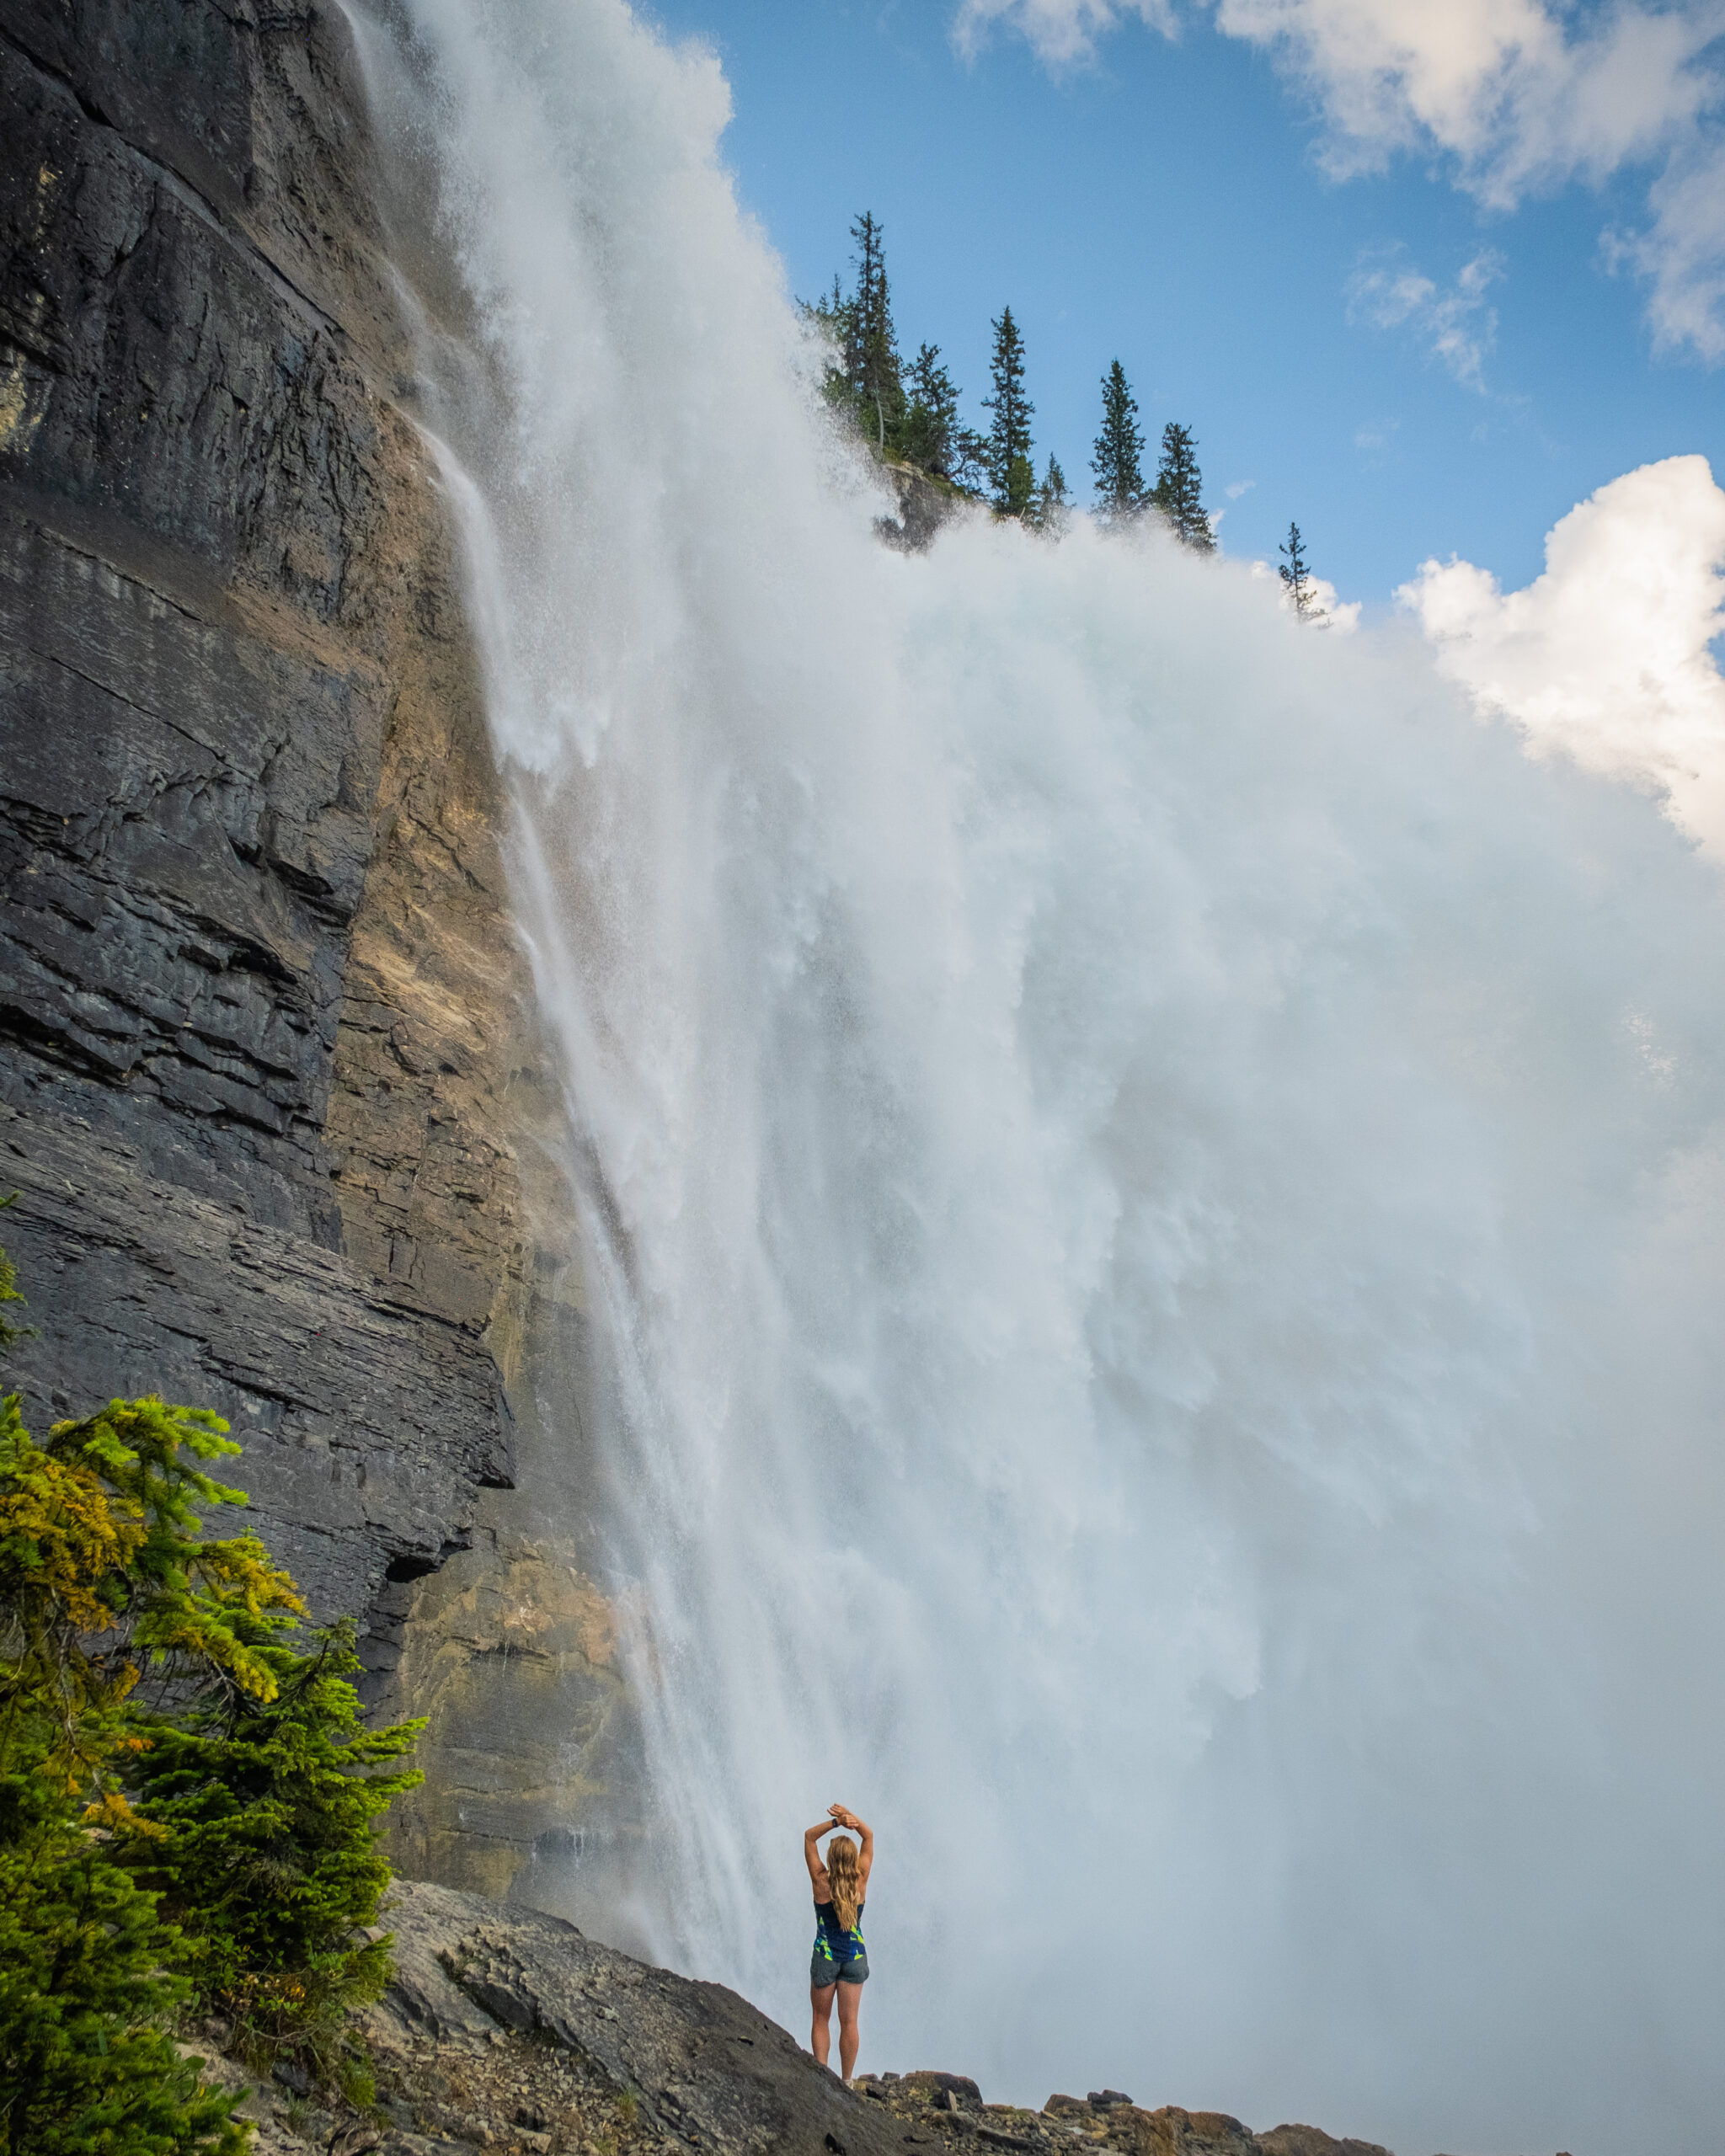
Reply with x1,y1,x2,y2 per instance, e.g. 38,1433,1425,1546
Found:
0,0,625,1906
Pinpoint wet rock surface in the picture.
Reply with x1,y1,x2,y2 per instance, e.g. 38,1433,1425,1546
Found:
874,460,963,552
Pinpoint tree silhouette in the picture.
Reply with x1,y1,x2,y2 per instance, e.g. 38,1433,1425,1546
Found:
982,306,1035,517
1151,422,1213,551
901,342,961,478
1279,520,1328,624
1091,360,1146,515
1033,454,1070,532
845,211,903,450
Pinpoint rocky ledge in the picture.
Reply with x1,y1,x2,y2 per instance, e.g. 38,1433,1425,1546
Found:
206,1881,1394,2156
853,2079,1389,2156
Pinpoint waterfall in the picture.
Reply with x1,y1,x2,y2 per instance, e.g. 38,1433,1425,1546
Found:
350,3,1725,2147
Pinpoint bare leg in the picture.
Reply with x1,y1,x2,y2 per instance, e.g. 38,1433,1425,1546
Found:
836,1980,862,2083
809,1981,836,2067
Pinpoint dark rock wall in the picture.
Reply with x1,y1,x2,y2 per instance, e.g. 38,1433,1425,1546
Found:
0,0,629,1902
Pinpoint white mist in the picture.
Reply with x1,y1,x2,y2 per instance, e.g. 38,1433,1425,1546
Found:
350,3,1725,2148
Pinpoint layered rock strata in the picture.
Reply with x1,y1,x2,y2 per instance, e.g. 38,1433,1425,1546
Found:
0,0,622,1903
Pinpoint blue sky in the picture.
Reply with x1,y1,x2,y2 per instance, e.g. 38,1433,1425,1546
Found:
638,0,1724,611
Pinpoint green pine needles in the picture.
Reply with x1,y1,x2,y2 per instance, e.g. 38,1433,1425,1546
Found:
805,212,1268,558
804,215,994,504
0,1766,243,2156
121,1615,419,2072
1091,360,1146,516
1,1235,425,2156
982,306,1035,518
1151,423,1214,551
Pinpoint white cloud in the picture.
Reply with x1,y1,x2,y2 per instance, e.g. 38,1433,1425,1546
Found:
953,0,1175,66
1249,556,1364,631
1400,455,1725,852
1226,478,1257,499
1210,0,1718,189
956,0,1725,360
1605,129,1725,353
1303,572,1361,632
1348,247,1503,387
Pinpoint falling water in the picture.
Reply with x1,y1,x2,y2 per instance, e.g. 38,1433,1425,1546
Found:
350,3,1725,2148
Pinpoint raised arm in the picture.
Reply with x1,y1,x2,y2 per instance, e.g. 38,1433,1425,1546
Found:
803,1816,836,1892
830,1804,874,1893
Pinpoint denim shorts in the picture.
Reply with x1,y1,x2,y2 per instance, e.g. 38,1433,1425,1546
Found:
810,1949,869,1988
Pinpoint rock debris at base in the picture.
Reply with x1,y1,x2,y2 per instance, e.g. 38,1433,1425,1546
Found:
852,2076,1391,2156
193,1881,1400,2156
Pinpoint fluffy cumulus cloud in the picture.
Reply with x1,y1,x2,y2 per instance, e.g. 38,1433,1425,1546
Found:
1400,456,1725,852
953,0,1725,360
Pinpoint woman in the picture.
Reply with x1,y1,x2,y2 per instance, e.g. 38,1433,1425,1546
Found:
804,1801,873,2084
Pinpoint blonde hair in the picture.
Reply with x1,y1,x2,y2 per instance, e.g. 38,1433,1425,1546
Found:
825,1833,862,1931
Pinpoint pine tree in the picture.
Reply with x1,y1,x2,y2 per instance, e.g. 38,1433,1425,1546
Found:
1,1248,426,2127
0,1385,259,2156
1031,454,1069,533
846,212,903,450
1091,360,1145,515
0,1769,243,2156
804,274,854,408
1279,520,1328,624
949,426,994,499
1151,422,1213,551
123,1618,422,2069
900,343,961,478
982,306,1035,518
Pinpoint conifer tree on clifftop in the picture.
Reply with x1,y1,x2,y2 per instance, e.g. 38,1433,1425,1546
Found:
900,342,962,478
1151,421,1213,551
1032,455,1069,532
1091,360,1146,515
844,211,903,450
983,306,1035,518
1279,520,1328,624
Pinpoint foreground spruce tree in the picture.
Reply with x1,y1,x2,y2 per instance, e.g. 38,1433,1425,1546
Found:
1091,360,1146,515
982,306,1035,518
123,1616,419,2076
0,1382,265,2156
1279,520,1328,624
1151,422,1213,551
0,1768,243,2156
0,1240,425,2145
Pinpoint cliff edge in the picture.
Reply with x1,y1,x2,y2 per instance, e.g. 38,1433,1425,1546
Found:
198,1881,1397,2156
